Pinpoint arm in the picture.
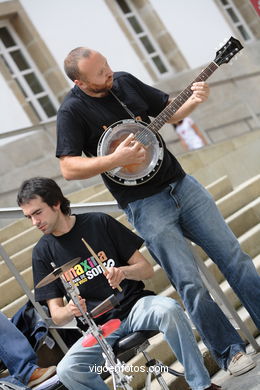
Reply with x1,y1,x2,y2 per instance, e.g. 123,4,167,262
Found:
178,136,189,151
47,296,87,326
105,250,154,289
60,133,146,181
191,123,208,145
167,82,209,124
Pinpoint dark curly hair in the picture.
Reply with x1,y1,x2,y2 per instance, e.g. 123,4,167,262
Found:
17,177,71,216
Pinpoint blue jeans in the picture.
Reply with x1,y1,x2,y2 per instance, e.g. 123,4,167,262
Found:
57,296,211,390
0,311,37,389
124,174,260,369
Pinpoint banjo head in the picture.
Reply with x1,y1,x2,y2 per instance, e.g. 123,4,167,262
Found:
97,119,164,185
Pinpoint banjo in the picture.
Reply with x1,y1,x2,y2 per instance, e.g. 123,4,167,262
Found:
97,37,243,186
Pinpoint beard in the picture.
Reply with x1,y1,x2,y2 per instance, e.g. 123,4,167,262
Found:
87,76,114,95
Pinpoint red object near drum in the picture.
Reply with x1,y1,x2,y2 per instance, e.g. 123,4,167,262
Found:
82,319,121,347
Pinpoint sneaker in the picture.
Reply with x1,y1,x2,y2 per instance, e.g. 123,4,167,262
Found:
28,366,56,388
205,384,222,390
228,351,256,376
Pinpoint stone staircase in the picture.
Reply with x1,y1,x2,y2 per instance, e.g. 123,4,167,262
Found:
0,174,259,390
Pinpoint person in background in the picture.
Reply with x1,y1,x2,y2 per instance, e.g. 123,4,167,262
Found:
0,311,56,390
173,116,208,151
17,176,221,390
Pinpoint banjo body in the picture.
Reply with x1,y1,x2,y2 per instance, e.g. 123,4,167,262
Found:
97,119,164,186
97,37,243,186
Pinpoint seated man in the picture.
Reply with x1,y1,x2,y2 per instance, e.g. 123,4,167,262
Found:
17,177,221,390
0,311,56,390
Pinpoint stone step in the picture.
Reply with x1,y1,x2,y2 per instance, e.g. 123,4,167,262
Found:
1,293,28,318
69,176,233,229
74,174,233,204
239,222,260,257
204,249,260,288
216,174,260,219
226,197,260,238
104,304,259,390
0,175,232,244
80,188,115,203
144,264,171,294
0,175,235,267
1,221,259,312
1,226,41,257
0,184,107,242
0,232,148,289
195,198,260,261
144,308,259,390
4,251,258,329
0,173,259,388
208,254,260,313
0,191,116,257
0,266,33,308
104,332,175,390
0,244,35,284
66,183,105,203
139,246,156,266
1,220,259,316
206,175,233,201
199,223,260,287
118,193,260,269
104,302,259,390
0,218,31,242
3,192,258,268
155,253,260,340
145,223,260,294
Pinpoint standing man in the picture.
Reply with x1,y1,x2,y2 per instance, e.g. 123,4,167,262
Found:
17,177,221,390
56,47,259,375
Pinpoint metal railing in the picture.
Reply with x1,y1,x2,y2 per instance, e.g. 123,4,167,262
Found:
0,201,120,219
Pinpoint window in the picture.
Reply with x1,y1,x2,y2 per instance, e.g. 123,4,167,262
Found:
0,23,59,121
219,0,253,42
115,0,170,77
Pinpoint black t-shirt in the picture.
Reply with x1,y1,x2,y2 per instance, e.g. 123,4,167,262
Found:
33,212,154,328
56,72,185,208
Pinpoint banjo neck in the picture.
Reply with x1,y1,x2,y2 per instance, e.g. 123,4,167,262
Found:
98,37,243,186
145,61,219,135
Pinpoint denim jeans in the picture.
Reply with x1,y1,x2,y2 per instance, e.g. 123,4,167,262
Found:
124,174,260,369
57,296,211,390
0,312,36,389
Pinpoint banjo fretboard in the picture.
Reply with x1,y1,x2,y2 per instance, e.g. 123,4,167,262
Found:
136,62,219,145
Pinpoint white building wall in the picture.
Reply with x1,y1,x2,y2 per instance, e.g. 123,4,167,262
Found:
0,0,234,133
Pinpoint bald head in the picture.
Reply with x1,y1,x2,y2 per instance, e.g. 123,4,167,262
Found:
63,48,113,97
64,47,95,82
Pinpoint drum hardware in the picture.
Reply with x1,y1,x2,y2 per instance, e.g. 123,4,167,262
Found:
35,257,81,288
36,259,133,389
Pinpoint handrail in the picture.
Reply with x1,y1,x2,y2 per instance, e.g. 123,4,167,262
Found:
0,201,121,219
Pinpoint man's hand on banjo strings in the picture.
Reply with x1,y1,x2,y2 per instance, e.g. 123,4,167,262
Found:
112,133,147,168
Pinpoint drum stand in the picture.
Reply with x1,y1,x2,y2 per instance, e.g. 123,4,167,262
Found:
60,277,133,390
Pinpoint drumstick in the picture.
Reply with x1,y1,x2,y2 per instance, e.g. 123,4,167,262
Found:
81,238,122,292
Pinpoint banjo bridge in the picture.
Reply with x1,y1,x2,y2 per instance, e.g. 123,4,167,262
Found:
97,119,164,186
